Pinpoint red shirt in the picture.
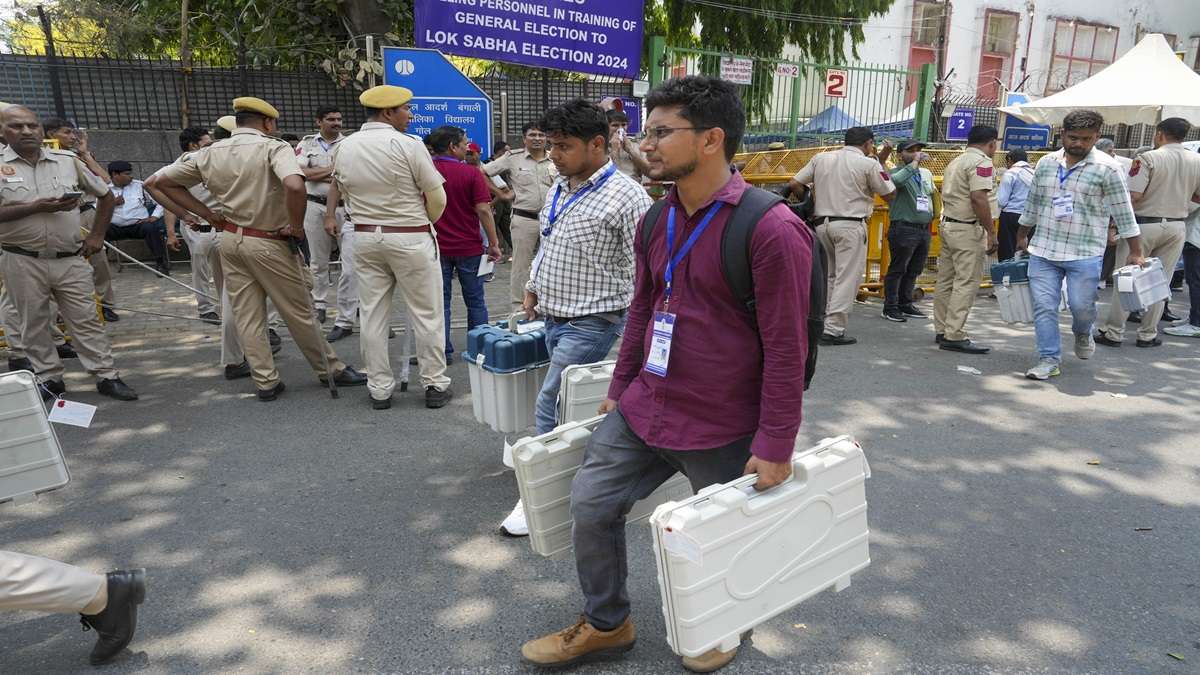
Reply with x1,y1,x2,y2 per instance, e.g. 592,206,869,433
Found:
431,156,492,257
608,172,813,463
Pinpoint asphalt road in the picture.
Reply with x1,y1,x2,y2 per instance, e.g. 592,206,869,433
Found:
1,270,1197,674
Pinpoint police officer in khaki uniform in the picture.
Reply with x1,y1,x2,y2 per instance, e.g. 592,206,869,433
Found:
790,126,896,345
297,106,358,339
154,97,367,400
935,125,1000,354
1095,117,1200,347
0,105,137,400
483,122,557,308
326,85,452,410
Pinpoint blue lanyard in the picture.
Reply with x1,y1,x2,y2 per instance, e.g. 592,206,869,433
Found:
911,169,923,192
545,163,618,235
664,201,724,309
1056,164,1082,190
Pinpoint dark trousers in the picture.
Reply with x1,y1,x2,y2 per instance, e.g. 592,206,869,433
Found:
494,200,513,253
441,254,488,355
997,211,1022,262
571,409,751,631
106,217,168,264
1101,243,1117,285
884,221,931,310
1184,242,1200,327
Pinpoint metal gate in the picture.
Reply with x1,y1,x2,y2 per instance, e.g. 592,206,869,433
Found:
651,42,935,150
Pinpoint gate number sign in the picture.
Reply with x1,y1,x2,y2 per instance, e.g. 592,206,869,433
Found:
824,69,848,98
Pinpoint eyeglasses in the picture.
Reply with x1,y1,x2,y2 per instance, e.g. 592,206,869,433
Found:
642,126,711,145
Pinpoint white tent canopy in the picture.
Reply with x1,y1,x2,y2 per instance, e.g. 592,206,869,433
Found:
1000,34,1200,126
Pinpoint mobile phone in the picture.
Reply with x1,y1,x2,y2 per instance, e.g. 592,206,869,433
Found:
61,191,83,200
617,128,626,144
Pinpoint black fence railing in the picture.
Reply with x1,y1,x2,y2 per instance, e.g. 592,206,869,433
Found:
0,50,632,145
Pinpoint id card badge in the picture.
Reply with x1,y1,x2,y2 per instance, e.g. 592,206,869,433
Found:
915,195,931,212
1052,192,1074,219
644,311,675,377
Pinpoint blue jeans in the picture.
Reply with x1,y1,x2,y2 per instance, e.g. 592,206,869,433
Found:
533,315,622,434
1028,254,1102,362
441,255,488,355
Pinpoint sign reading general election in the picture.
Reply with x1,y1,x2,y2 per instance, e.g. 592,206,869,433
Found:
382,47,493,157
414,0,644,80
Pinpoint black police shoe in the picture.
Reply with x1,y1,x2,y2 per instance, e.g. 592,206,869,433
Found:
257,381,286,401
371,395,392,410
819,333,858,346
939,339,990,355
79,568,145,666
321,366,367,387
268,329,282,348
1094,332,1122,348
935,333,945,343
316,308,327,324
425,386,454,409
8,356,33,372
1126,311,1143,323
1162,309,1182,323
224,360,252,380
199,311,221,325
57,342,78,359
1136,337,1163,348
327,325,353,342
41,379,67,402
97,378,138,401
102,307,120,322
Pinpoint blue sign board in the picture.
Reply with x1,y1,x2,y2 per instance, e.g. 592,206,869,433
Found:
414,0,644,80
1001,92,1051,150
946,108,974,141
382,47,493,158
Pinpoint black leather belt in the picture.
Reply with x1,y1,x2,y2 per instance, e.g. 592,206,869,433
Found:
306,194,343,207
1135,216,1180,224
513,208,541,220
814,215,866,225
944,216,979,225
79,204,95,213
2,244,76,259
547,310,627,325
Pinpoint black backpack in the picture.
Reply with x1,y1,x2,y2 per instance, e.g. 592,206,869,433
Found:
640,187,827,390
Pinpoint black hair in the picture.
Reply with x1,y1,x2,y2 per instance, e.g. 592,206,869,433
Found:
212,126,231,140
967,125,999,145
106,160,132,174
1061,110,1104,132
281,133,300,143
234,110,268,126
178,126,211,152
521,121,543,136
427,125,465,154
1006,149,1028,164
645,76,745,160
606,109,629,124
538,99,609,150
493,140,510,155
844,126,875,147
1157,117,1191,142
42,117,73,134
315,105,341,120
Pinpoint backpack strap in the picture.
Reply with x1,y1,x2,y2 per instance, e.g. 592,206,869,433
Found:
721,187,785,320
640,199,669,254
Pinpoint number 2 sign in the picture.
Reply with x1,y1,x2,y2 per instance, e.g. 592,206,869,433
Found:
824,69,848,98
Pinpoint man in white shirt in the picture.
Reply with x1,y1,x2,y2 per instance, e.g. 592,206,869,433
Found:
105,161,171,275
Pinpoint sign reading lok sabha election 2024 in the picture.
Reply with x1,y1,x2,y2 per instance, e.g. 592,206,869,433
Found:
414,0,645,79
383,47,494,158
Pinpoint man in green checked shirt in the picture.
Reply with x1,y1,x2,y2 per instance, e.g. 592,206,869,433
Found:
882,140,940,323
1017,109,1145,381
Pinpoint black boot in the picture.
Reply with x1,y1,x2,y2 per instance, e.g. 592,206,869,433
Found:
79,568,146,665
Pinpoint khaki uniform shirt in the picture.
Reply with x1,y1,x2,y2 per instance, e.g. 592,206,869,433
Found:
483,149,557,213
151,152,223,213
296,133,344,198
158,128,303,232
0,146,110,251
330,122,444,227
941,147,998,222
1126,143,1200,220
612,139,644,181
791,146,895,219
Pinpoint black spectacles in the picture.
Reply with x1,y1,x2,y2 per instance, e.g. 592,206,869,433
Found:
643,126,712,145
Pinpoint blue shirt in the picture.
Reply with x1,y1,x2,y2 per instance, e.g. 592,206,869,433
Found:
997,162,1034,214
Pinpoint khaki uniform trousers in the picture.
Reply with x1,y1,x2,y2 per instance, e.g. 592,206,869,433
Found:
217,231,346,390
196,230,281,366
181,225,220,316
302,202,358,327
0,268,69,358
933,221,987,342
81,209,115,306
1098,220,1186,342
0,551,104,614
509,214,540,308
816,220,867,336
353,230,450,400
0,253,118,381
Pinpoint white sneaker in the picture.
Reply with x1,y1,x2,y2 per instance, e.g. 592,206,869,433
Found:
1164,323,1200,338
500,499,529,537
1025,359,1062,380
1074,333,1095,359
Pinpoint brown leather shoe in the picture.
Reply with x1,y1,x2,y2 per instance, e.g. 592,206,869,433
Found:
682,646,739,673
521,615,635,666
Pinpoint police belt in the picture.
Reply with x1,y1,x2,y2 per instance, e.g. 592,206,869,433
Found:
513,208,541,220
352,224,431,234
943,216,979,225
813,215,866,225
2,244,77,259
1135,215,1182,224
306,194,343,207
220,224,288,240
79,203,95,213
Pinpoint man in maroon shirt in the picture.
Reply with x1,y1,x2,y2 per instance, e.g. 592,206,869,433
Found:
427,126,502,361
521,77,813,672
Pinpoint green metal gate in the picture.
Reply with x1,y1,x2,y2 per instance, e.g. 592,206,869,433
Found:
649,39,935,148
